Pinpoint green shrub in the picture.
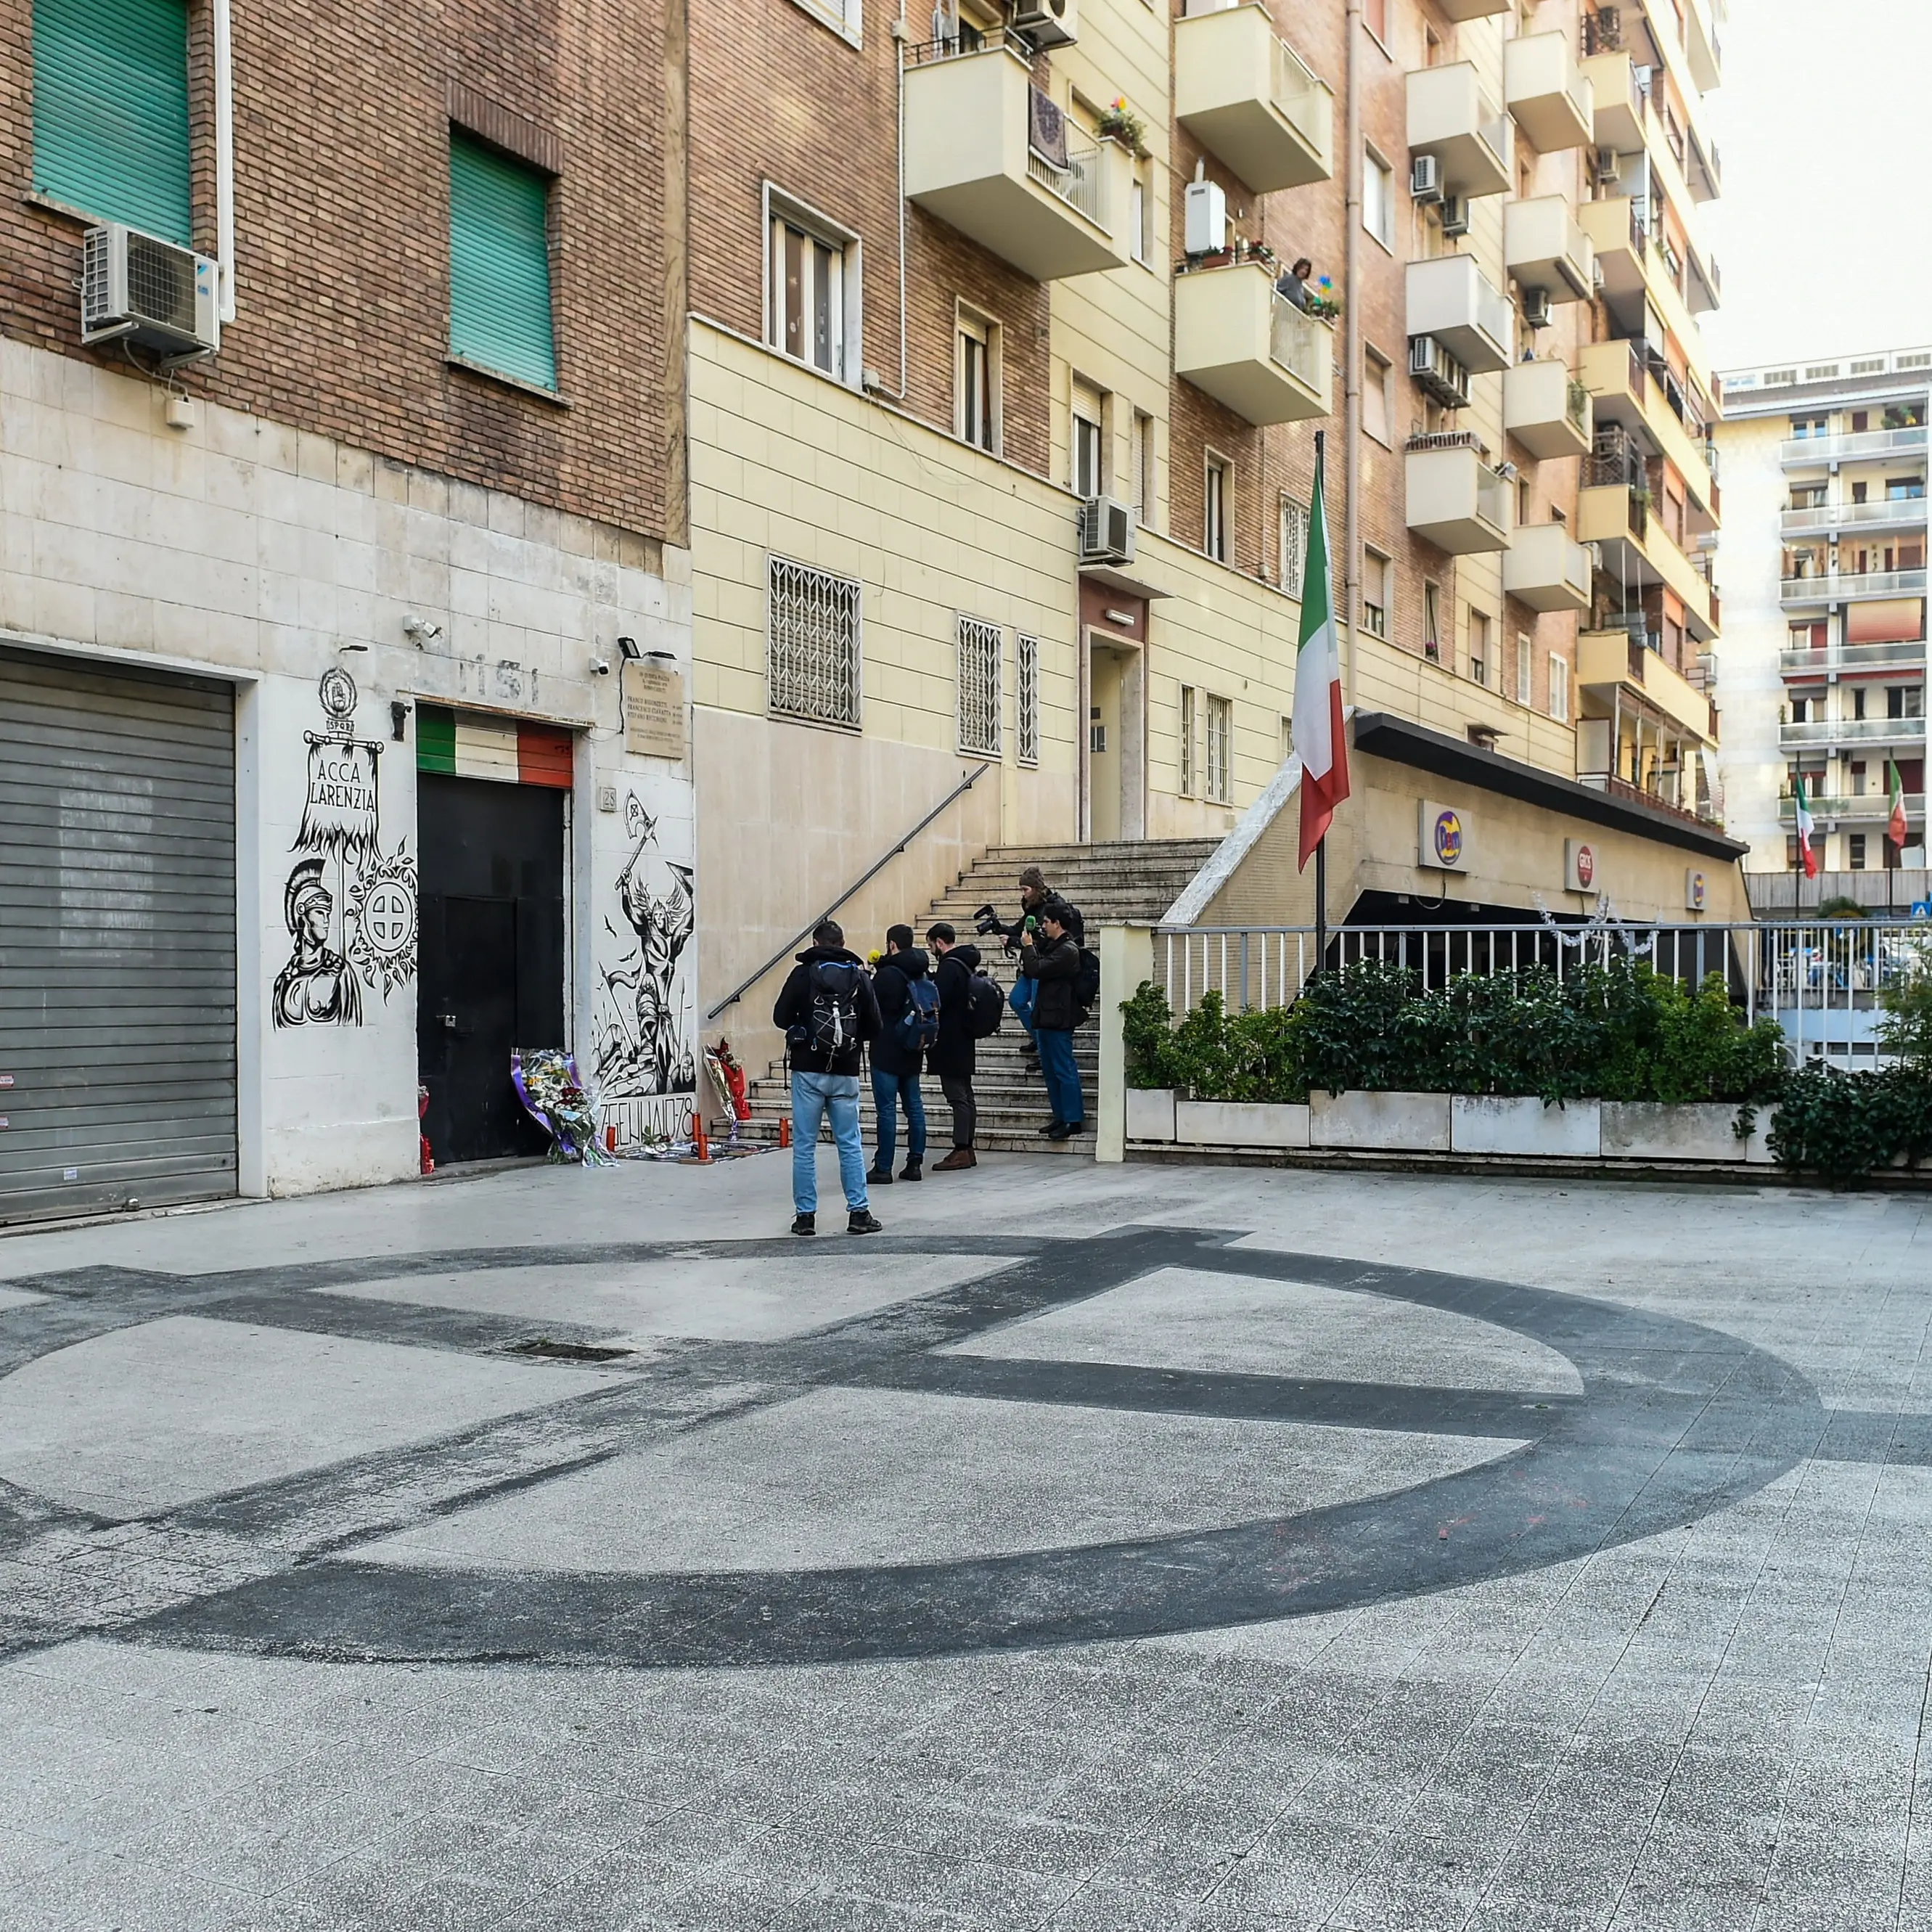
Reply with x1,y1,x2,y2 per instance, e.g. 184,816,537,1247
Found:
1878,936,1932,1071
1768,1066,1932,1185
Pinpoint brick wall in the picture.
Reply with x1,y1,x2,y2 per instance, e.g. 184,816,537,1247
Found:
0,0,670,540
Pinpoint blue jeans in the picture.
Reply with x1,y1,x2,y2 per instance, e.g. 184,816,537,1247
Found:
790,1071,867,1214
870,1068,927,1168
1009,974,1036,1047
1036,1026,1084,1127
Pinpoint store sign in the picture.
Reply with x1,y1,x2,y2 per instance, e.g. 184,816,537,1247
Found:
623,660,687,760
1418,799,1471,872
1565,838,1599,894
1685,868,1708,913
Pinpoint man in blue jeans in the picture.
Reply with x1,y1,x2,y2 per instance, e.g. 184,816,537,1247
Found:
867,925,934,1183
1020,899,1086,1139
771,919,884,1235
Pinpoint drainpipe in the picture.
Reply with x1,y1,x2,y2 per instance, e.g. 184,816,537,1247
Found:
212,0,235,322
1342,0,1362,704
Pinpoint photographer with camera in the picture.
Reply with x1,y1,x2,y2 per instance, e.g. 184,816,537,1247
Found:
1021,898,1087,1139
972,865,1083,1075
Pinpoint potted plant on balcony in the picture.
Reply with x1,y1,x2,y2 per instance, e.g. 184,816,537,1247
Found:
1096,98,1149,158
1304,275,1342,322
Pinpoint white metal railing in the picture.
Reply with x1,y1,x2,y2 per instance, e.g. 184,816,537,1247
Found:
1270,30,1334,155
1269,297,1330,391
1780,715,1929,749
1780,639,1928,675
1778,793,1925,824
1782,569,1929,604
1780,497,1928,537
1151,919,1932,1071
1026,138,1106,228
1781,425,1927,467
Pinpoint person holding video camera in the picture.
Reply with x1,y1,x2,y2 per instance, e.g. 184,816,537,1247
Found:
973,865,1081,1074
1020,898,1087,1139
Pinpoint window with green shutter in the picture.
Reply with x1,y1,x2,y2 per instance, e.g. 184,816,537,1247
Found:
33,0,194,247
449,131,558,393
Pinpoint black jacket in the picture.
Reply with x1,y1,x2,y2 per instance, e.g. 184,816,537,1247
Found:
772,944,880,1076
869,946,933,1078
1021,931,1083,1031
929,943,982,1078
1000,896,1084,954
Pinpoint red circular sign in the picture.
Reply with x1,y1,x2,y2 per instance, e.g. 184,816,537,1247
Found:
1576,844,1595,888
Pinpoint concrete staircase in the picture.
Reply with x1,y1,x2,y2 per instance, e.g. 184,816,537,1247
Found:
738,840,1220,1158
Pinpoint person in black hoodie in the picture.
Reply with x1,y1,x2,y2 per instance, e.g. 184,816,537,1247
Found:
771,918,884,1236
1021,899,1086,1139
926,921,982,1171
868,924,933,1183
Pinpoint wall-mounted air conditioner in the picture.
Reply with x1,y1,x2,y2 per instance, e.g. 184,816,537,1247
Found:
1013,0,1077,49
1593,147,1620,187
1440,194,1469,238
1184,178,1227,256
1409,155,1442,203
1078,496,1136,567
1522,288,1553,329
81,225,219,359
1409,335,1471,409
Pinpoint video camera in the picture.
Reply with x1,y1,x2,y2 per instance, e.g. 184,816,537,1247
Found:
971,902,1009,939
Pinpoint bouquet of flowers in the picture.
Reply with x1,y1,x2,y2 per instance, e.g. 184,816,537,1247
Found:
511,1049,614,1166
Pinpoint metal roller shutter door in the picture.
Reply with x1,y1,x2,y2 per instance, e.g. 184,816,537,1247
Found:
0,646,237,1223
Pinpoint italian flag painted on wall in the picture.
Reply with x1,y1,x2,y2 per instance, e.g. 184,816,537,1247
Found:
417,705,573,789
1293,440,1348,869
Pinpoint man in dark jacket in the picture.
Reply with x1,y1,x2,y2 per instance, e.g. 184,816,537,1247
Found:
1020,899,1086,1139
999,866,1084,1074
771,918,884,1236
867,924,931,1184
926,921,981,1171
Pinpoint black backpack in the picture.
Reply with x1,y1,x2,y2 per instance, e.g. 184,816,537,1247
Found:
967,973,1004,1039
803,958,862,1057
1073,946,1102,1012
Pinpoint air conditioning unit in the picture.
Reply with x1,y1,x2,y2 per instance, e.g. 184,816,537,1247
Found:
1409,335,1471,409
1013,0,1077,49
81,225,219,359
1077,496,1136,568
1183,178,1227,257
1439,194,1469,238
1593,147,1619,187
1522,288,1553,329
1409,155,1442,203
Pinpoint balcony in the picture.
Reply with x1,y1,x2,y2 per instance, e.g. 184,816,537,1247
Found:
1503,358,1591,460
903,43,1131,282
1504,197,1595,303
1578,482,1717,640
1582,50,1645,152
1781,569,1931,609
1578,339,1719,515
1685,0,1723,93
1433,0,1511,17
1780,496,1928,541
1505,524,1592,613
1504,33,1595,152
1780,714,1931,754
1175,4,1334,194
1685,123,1721,202
1781,425,1928,468
1780,639,1929,677
1406,65,1512,200
1405,253,1513,375
1577,631,1714,740
1779,793,1926,827
1174,263,1333,425
1405,435,1511,555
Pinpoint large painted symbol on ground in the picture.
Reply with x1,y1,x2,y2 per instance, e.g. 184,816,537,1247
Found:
0,1229,1833,1672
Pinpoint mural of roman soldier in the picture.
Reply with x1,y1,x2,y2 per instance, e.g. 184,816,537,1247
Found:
272,859,363,1028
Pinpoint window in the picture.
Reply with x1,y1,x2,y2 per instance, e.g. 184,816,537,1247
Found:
1016,634,1040,769
1549,652,1569,721
1850,833,1868,870
1072,380,1107,497
957,616,1002,757
1179,685,1198,795
449,132,558,392
33,0,193,246
1364,149,1394,249
1204,455,1229,561
1130,160,1153,266
1516,632,1533,706
1131,411,1155,524
1853,687,1867,721
1790,695,1809,724
1790,416,1827,439
1280,496,1310,597
1206,695,1233,804
1280,716,1294,762
1365,0,1390,42
768,555,862,729
1469,609,1491,687
769,210,846,380
1851,761,1869,796
1362,548,1391,637
1891,685,1925,719
791,0,863,38
958,310,999,453
1364,348,1392,446
1888,477,1928,501
1423,583,1442,660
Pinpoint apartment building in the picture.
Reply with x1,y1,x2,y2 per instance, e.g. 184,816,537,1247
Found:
687,0,1745,1068
1711,349,1931,882
0,0,694,1219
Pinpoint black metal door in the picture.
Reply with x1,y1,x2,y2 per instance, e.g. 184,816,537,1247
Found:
417,774,565,1164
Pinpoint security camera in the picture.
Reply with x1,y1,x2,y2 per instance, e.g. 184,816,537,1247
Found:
591,658,612,676
402,615,443,644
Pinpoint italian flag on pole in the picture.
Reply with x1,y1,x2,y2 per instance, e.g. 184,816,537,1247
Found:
1888,759,1909,849
1793,774,1818,878
1293,438,1349,869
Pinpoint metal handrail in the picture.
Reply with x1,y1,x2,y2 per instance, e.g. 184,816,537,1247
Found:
704,762,995,1020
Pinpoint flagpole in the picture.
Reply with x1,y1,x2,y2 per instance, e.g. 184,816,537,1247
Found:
1315,835,1327,979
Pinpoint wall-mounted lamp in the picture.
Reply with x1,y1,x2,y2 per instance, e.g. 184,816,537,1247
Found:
616,636,643,661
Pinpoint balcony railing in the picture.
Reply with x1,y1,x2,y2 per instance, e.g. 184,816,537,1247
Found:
1780,639,1929,676
1269,295,1328,393
1781,569,1930,605
1025,141,1105,225
1780,425,1928,467
1780,496,1929,539
1778,793,1925,826
1780,715,1931,750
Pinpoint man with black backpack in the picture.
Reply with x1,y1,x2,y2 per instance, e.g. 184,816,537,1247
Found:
772,919,884,1236
926,921,1002,1171
867,925,938,1184
1020,898,1091,1141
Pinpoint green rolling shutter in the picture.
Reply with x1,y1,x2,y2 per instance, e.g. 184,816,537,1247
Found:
33,0,193,247
449,132,558,392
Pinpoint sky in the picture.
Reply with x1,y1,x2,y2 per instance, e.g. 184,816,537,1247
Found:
1700,0,1932,373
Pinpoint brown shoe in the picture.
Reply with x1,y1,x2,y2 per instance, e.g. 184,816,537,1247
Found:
933,1148,977,1172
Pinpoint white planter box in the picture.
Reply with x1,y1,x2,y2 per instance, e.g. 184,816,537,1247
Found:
1601,1101,1776,1165
1126,1086,1176,1143
1311,1090,1451,1152
1175,1100,1312,1149
1452,1094,1601,1158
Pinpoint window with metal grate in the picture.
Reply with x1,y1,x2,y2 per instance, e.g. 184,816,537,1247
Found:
1016,634,1039,769
767,557,863,729
957,616,1003,758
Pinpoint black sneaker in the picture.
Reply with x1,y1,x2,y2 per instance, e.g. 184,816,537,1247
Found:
790,1212,816,1237
1036,1121,1062,1137
900,1161,922,1182
866,1167,894,1186
847,1209,884,1235
1047,1120,1084,1142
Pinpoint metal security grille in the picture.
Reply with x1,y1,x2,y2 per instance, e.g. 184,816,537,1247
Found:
0,645,237,1223
1206,694,1232,803
1016,634,1040,769
957,615,1002,757
767,556,862,728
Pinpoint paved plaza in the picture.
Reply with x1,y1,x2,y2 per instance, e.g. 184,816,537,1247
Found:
2,1153,1931,1930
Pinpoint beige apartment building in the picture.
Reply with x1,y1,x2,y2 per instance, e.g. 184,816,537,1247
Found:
1712,349,1930,891
684,0,1745,1068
